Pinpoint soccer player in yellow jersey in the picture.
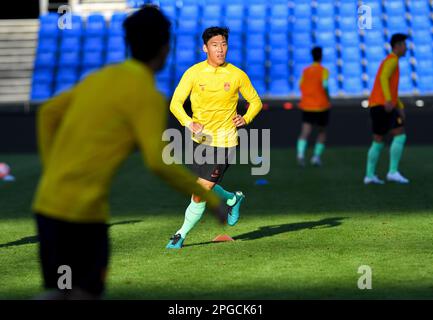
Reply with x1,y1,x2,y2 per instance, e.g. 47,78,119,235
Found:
364,33,409,185
32,7,224,299
167,27,263,248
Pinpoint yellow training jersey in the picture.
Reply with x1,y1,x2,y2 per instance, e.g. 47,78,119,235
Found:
170,61,263,148
32,59,220,223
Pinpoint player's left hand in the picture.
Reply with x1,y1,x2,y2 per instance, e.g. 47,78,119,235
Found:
233,114,246,127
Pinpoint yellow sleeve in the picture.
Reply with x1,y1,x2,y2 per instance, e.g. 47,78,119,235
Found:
169,67,194,127
128,88,221,209
37,89,74,169
397,98,405,109
239,71,263,125
322,68,329,81
380,58,398,102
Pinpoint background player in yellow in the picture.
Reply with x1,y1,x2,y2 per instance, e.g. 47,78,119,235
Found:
297,47,331,167
32,7,224,299
167,27,263,248
364,33,409,185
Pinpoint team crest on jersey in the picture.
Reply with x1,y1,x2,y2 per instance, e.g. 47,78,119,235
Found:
224,82,230,91
199,84,206,91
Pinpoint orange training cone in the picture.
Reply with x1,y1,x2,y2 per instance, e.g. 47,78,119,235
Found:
212,234,235,242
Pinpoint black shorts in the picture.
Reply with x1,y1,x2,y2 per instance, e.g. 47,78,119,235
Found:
370,106,404,136
302,110,330,127
190,141,234,183
35,213,109,296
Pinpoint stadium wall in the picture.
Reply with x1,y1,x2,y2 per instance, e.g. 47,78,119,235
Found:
0,98,432,153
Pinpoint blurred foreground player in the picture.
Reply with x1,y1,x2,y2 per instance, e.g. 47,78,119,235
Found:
166,27,262,248
364,33,409,184
297,47,331,167
32,6,224,300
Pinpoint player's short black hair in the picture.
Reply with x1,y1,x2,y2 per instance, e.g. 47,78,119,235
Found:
390,33,408,48
202,27,229,45
123,5,171,62
311,46,322,62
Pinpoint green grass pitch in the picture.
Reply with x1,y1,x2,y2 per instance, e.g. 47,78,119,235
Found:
1,146,433,299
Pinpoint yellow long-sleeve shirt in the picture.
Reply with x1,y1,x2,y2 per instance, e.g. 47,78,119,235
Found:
369,52,404,109
170,61,263,147
32,59,220,223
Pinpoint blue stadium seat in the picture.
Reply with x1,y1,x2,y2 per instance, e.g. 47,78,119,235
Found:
223,18,244,33
269,79,290,95
338,17,358,32
109,12,126,36
270,4,289,18
228,49,243,66
417,75,433,93
342,62,362,77
60,36,81,51
315,17,335,32
270,63,289,78
328,77,339,96
179,5,199,19
203,5,222,19
56,67,78,82
342,77,364,95
413,44,433,60
293,18,311,32
365,45,385,62
338,2,357,17
247,65,266,79
293,3,311,18
363,30,385,46
385,0,406,17
226,4,244,19
250,79,266,96
270,19,289,33
367,60,381,78
176,35,197,49
85,14,107,37
399,75,414,93
322,63,337,77
156,78,172,97
386,17,409,35
107,36,125,52
33,68,54,83
79,67,99,80
61,15,83,38
35,51,57,68
160,5,177,22
156,64,172,80
411,30,433,45
246,19,267,33
246,49,266,63
322,47,337,63
293,64,306,78
370,16,384,29
362,1,383,15
248,4,267,18
293,47,311,64
269,33,289,48
416,59,433,72
409,0,431,16
202,19,221,30
228,33,242,49
177,19,199,34
82,51,104,67
341,46,361,62
38,37,58,52
339,31,360,47
39,13,59,38
270,48,289,63
31,82,53,100
315,31,336,47
410,15,431,29
175,49,195,65
316,3,335,17
83,37,105,52
292,32,312,47
106,50,126,64
246,33,266,48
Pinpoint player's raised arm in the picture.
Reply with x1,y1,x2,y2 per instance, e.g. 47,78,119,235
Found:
36,88,74,169
128,89,221,211
238,71,263,125
169,68,194,127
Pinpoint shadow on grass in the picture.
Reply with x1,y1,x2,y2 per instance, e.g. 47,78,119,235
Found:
0,219,143,249
183,217,346,248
